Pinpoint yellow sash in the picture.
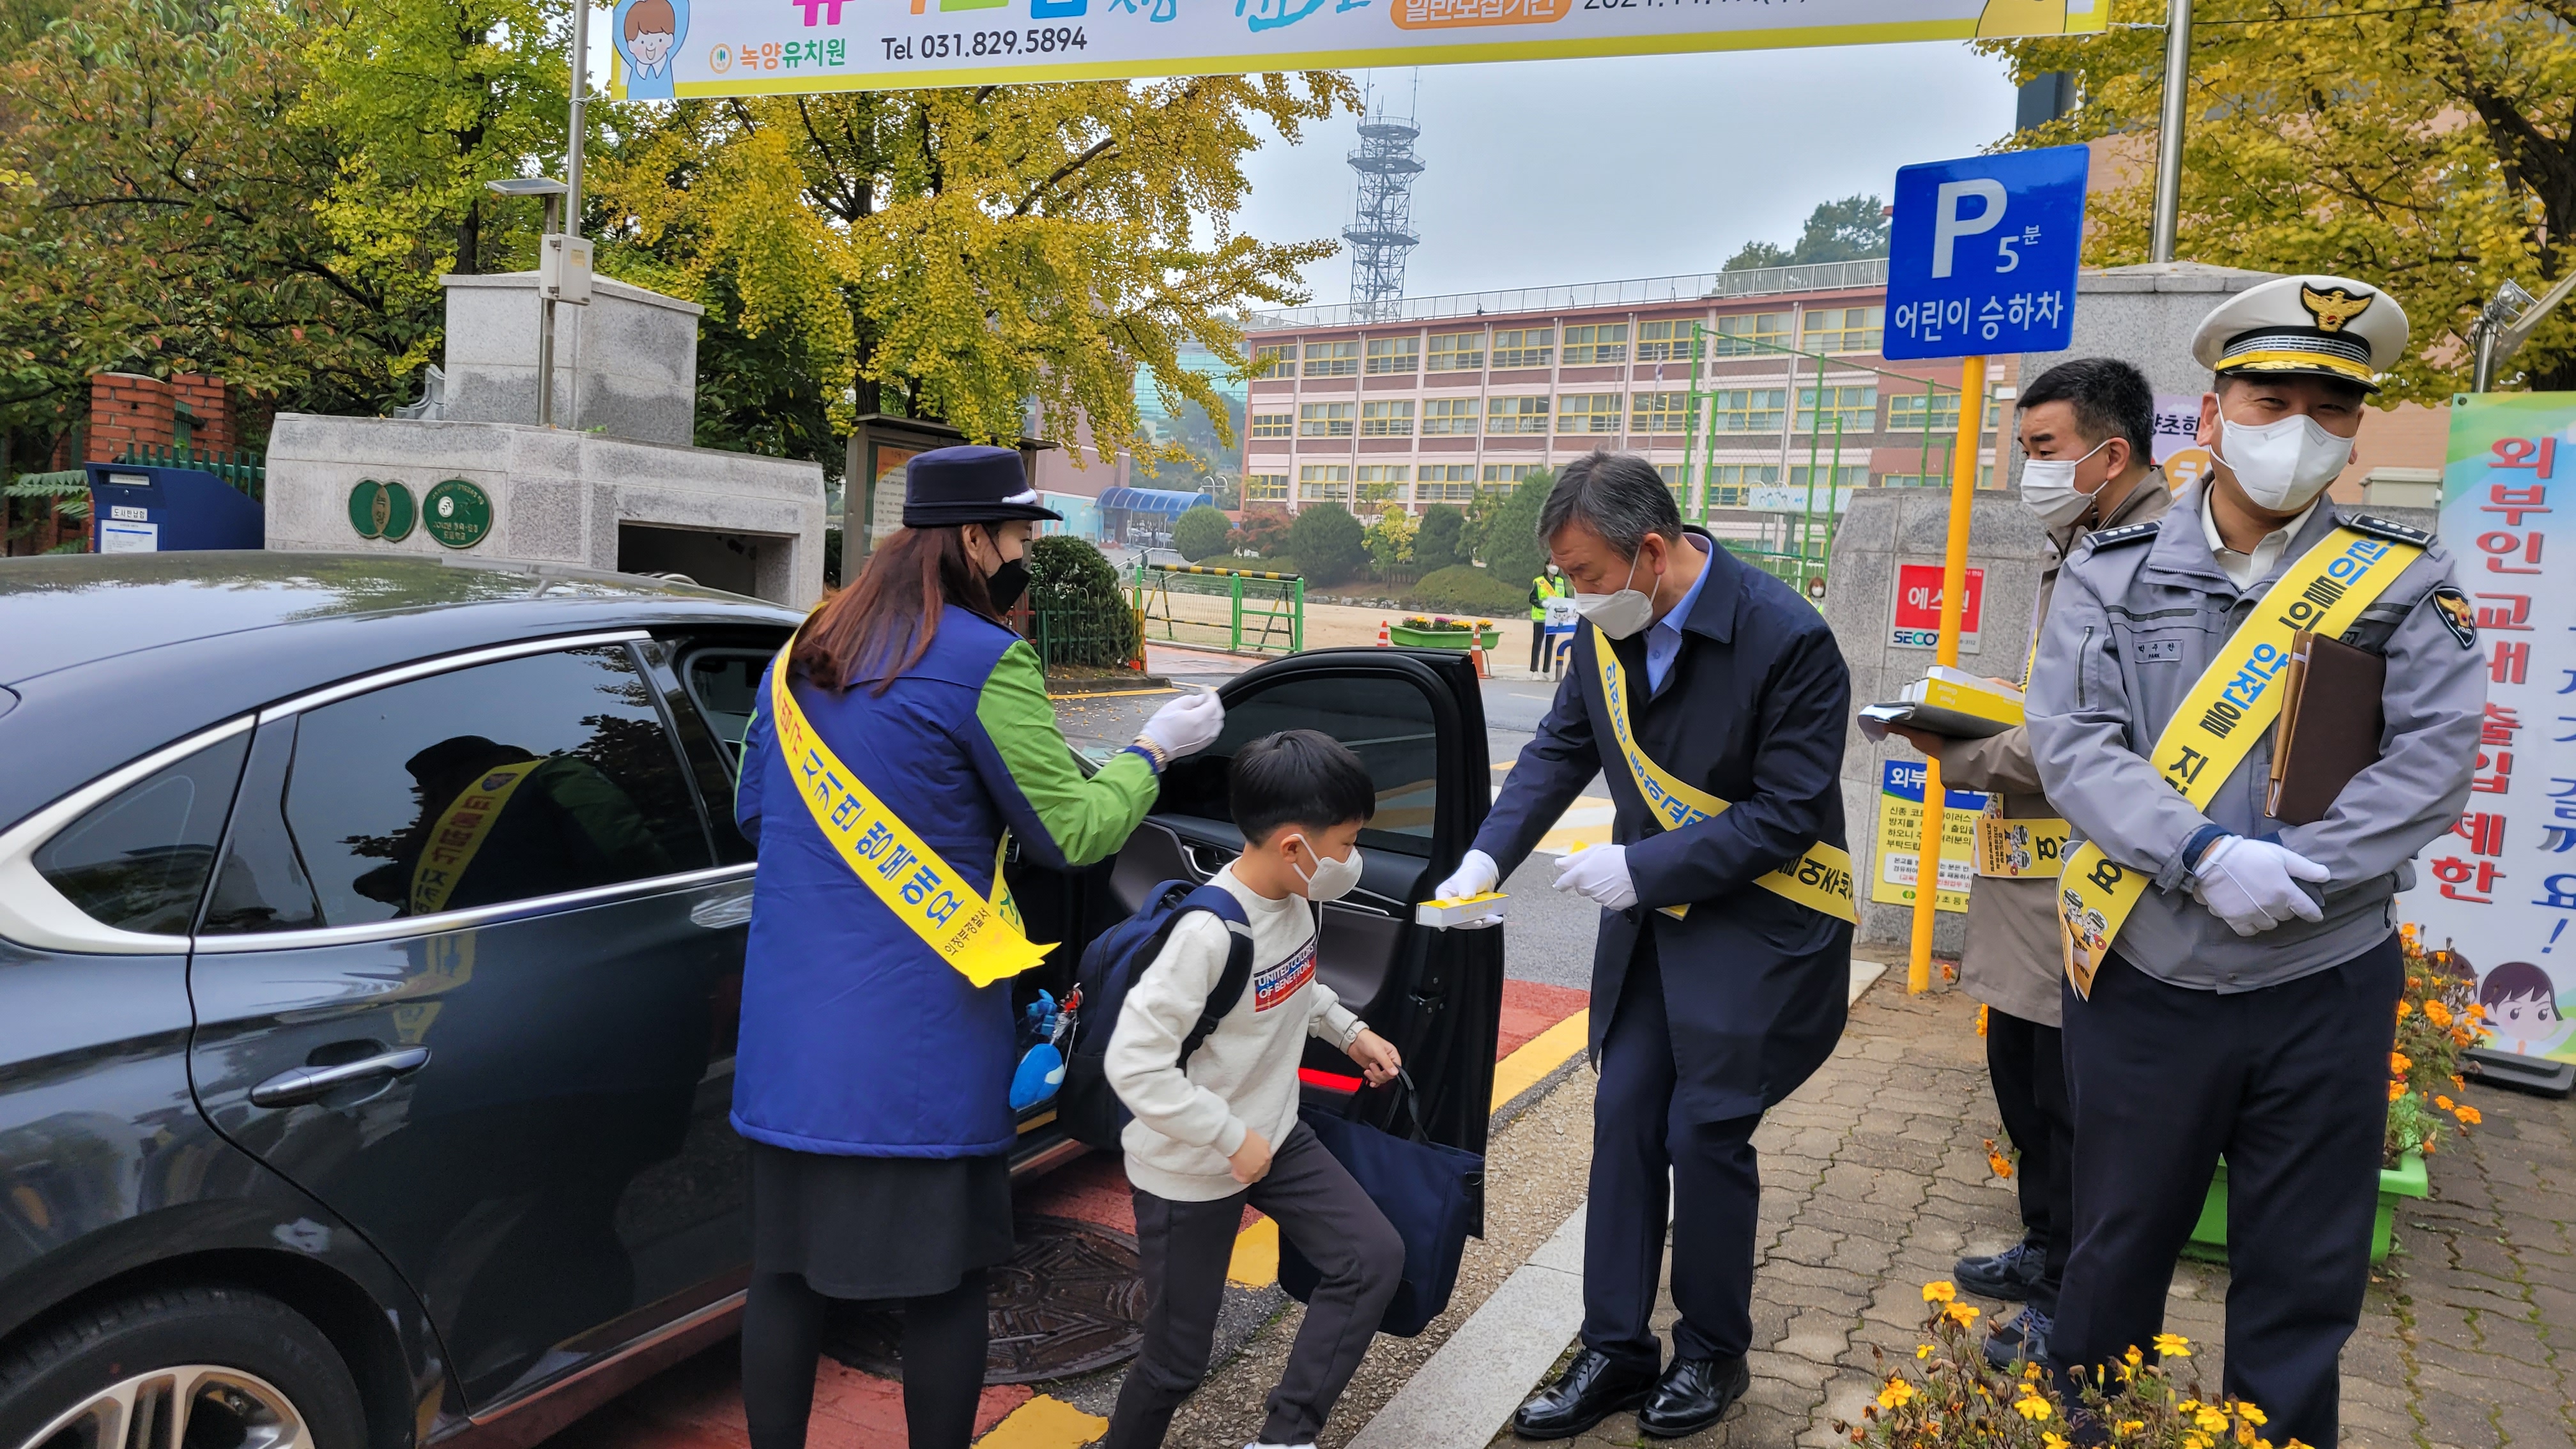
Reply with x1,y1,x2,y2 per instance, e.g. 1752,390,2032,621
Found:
2058,528,2419,995
769,643,1049,988
410,760,541,916
1592,631,1858,924
1975,807,2067,879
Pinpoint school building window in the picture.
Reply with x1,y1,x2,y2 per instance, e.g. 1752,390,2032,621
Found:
1299,465,1351,502
1800,306,1884,356
1299,402,1354,438
1360,401,1415,437
1245,473,1289,502
1881,465,2000,489
1786,464,1870,494
1417,464,1476,503
1710,312,1787,357
1302,341,1360,377
1886,391,1963,433
1556,394,1623,434
1705,463,1781,509
1427,331,1484,372
1365,337,1420,374
1631,392,1690,435
1563,324,1629,365
1487,395,1550,435
1252,344,1296,378
1421,397,1479,436
1710,388,1786,433
1482,463,1541,493
1250,411,1293,439
1356,465,1409,504
1637,319,1698,362
1491,328,1553,369
1655,463,1689,511
1795,385,1877,434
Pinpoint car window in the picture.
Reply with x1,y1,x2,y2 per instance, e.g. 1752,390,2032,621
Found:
33,732,249,935
283,646,713,925
1161,672,1442,856
680,647,771,768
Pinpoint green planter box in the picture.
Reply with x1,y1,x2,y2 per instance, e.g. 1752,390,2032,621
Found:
1388,623,1502,650
2183,1151,2427,1266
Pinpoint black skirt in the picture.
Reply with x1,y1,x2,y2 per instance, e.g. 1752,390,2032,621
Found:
749,1141,1014,1300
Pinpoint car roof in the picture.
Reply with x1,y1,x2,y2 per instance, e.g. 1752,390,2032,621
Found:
0,551,804,829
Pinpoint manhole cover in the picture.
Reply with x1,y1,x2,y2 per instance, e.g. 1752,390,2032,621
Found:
827,1216,1146,1384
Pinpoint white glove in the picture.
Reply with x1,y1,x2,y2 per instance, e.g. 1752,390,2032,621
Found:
1140,690,1225,758
1552,842,1639,912
1431,849,1503,928
2191,835,2329,937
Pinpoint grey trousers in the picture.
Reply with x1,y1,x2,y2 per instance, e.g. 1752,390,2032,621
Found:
1104,1122,1404,1448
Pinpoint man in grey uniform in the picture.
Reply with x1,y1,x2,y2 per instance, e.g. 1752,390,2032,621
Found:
2027,274,2483,1448
1887,358,2172,1372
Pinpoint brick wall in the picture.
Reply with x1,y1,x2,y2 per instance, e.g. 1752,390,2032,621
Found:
84,371,233,461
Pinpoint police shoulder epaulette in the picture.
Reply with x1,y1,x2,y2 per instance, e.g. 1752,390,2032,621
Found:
2082,520,2159,551
2341,512,2434,547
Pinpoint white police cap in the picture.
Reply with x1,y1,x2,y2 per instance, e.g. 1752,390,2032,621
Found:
2190,274,2409,394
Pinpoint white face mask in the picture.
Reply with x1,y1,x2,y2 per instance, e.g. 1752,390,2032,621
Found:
2217,413,2354,513
1287,834,1363,903
1566,551,1656,640
2020,437,2115,531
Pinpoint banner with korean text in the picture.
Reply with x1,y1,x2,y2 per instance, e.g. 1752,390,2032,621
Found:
1873,760,1984,916
607,0,2107,100
2398,392,2576,1062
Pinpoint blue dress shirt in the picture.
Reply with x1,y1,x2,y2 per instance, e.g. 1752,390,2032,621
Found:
1644,535,1715,696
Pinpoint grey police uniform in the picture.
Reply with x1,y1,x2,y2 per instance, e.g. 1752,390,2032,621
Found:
2030,486,2485,986
2025,480,2484,1448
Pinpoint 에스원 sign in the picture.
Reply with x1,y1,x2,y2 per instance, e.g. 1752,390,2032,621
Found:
608,0,2107,100
1889,562,1983,654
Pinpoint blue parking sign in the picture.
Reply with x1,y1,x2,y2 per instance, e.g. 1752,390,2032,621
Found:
1883,144,2090,360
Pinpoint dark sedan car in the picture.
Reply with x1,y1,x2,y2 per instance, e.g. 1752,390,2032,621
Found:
0,553,1501,1449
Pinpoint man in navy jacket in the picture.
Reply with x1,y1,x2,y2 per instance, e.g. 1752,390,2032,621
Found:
1437,452,1854,1439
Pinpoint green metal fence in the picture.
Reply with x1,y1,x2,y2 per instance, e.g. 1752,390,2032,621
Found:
114,443,267,500
1130,562,1305,655
1025,608,1144,670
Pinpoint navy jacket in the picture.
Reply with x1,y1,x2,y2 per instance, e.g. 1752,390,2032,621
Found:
1474,533,1854,1121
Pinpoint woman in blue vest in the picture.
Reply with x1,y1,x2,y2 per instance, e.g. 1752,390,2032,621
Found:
732,447,1226,1449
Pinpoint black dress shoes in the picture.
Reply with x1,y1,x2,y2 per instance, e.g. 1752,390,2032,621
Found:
1512,1347,1657,1439
1638,1354,1751,1438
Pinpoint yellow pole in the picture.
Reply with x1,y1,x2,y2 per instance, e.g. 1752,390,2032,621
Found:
1908,354,1988,994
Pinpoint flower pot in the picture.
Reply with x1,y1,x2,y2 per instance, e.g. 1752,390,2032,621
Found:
1387,623,1501,651
2182,1151,2427,1266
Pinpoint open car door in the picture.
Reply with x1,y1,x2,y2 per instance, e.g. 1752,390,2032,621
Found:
1094,647,1503,1162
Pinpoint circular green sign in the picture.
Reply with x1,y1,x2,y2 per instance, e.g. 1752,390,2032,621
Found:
422,479,494,550
347,479,417,542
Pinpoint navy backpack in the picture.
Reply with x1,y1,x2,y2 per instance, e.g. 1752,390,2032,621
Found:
1058,880,1255,1151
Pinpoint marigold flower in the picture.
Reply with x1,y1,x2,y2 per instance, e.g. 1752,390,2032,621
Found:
1944,1301,1981,1327
2184,1433,2212,1449
1922,1281,1956,1304
1977,1004,1989,1038
2013,1390,2053,1422
2153,1332,2192,1357
2195,1404,2230,1432
2237,1405,2267,1427
2425,1000,2453,1028
2435,1095,2455,1110
2455,1105,2483,1126
2389,1079,2406,1101
2117,1422,2147,1437
1876,1378,1913,1409
2452,1075,2468,1092
2045,1435,2069,1449
2391,1051,2412,1074
2396,1001,2412,1020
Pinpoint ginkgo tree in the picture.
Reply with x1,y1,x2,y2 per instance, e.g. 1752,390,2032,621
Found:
594,77,1347,466
1988,0,2576,400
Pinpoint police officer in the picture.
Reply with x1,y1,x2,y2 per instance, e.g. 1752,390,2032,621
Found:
1883,357,2172,1371
1530,562,1570,673
2027,276,2484,1447
732,447,1227,1449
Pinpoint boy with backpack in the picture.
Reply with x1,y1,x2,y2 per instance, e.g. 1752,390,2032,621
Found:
1100,730,1408,1449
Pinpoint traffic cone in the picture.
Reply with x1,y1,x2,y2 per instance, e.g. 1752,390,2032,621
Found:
1376,618,1391,647
1468,634,1489,680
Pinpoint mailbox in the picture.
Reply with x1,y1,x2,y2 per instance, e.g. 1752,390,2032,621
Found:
86,463,264,553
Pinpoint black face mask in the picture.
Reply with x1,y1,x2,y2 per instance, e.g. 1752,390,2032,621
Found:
986,556,1029,613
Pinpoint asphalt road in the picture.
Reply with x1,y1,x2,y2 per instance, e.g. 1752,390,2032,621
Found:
1048,673,1606,993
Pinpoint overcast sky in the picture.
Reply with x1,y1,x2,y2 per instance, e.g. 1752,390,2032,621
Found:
1235,42,2020,306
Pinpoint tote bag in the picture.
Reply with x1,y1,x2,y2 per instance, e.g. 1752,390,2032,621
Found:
1276,1077,1484,1337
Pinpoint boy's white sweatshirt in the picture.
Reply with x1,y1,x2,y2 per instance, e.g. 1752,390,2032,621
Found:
1106,864,1366,1202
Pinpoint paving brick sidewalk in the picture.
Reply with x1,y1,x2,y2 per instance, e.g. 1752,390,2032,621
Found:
1165,979,2576,1449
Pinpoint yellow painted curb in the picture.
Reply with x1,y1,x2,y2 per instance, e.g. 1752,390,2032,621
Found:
1227,1215,1280,1287
976,1393,1108,1447
1491,1009,1590,1111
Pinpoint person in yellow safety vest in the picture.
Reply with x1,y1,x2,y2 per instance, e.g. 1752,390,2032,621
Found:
1529,564,1569,672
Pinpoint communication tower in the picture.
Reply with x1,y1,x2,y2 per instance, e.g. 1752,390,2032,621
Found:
1343,82,1424,321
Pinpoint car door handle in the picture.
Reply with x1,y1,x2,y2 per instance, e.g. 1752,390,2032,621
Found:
249,1048,432,1108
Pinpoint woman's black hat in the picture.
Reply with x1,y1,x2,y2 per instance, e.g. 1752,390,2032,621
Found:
901,445,1062,527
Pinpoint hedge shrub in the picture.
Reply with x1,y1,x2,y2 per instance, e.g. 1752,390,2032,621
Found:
1172,505,1234,562
1413,565,1527,617
1026,535,1138,667
1285,502,1369,584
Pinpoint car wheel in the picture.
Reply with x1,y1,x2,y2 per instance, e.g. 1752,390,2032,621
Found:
0,1284,367,1449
